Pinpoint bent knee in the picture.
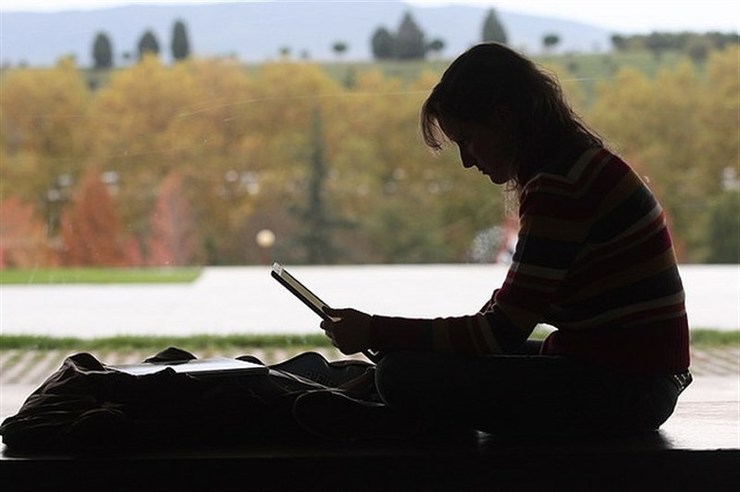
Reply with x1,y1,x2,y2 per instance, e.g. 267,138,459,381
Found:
375,352,421,406
375,351,439,408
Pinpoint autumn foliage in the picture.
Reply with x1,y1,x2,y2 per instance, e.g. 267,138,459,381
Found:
0,197,52,268
1,46,738,267
147,171,198,266
59,167,129,266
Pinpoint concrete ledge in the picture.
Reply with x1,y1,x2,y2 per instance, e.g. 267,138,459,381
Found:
2,401,738,491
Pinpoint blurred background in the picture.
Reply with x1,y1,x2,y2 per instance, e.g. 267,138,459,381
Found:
0,0,738,338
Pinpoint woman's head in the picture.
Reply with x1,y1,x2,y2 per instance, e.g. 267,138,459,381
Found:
421,43,601,187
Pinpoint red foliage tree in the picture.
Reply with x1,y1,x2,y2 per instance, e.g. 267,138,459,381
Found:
0,197,54,268
59,168,128,266
147,171,198,266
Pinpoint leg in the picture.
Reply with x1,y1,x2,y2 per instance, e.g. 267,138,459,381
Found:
375,351,682,436
511,339,544,355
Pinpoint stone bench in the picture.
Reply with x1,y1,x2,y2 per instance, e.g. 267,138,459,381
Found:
2,400,738,491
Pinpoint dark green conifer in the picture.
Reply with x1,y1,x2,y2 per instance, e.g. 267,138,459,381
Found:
371,27,394,60
482,8,507,44
92,32,114,69
171,20,191,61
395,12,426,59
138,30,160,59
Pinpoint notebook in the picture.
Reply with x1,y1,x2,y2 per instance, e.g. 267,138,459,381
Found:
109,357,268,377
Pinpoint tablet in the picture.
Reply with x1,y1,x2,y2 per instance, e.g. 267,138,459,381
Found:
271,263,338,322
271,263,382,362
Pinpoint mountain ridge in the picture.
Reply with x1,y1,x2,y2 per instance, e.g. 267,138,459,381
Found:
1,1,613,67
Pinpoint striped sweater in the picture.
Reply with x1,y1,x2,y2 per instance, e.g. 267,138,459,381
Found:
370,148,690,374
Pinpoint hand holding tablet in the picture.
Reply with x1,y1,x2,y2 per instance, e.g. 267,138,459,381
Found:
270,263,382,362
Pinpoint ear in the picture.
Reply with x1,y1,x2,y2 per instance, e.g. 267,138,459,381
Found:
492,105,513,125
488,105,514,134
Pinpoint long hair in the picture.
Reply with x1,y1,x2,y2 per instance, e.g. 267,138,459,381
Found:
421,43,603,189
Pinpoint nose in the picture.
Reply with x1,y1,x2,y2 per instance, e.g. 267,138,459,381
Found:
459,147,475,169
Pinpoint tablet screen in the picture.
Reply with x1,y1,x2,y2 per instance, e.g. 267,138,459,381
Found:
271,263,337,322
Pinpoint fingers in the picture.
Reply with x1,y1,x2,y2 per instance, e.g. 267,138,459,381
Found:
319,307,369,355
322,306,337,316
323,306,355,325
323,306,349,318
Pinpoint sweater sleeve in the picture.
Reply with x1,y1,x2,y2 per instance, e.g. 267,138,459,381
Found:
369,303,531,355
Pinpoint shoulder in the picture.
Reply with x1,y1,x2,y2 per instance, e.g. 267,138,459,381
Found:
520,148,634,203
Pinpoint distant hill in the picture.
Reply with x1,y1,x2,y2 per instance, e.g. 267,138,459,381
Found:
1,1,613,67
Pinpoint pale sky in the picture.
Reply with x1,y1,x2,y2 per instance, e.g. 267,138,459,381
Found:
0,0,738,33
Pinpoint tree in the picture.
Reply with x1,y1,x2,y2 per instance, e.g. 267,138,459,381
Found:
171,20,191,61
1,57,88,159
371,27,394,60
427,38,446,58
60,167,128,266
13,41,740,265
705,190,740,263
92,32,113,69
325,69,506,263
610,34,627,51
291,108,338,264
331,41,348,60
394,12,426,60
644,32,668,59
86,56,202,247
147,171,198,265
700,46,740,194
587,57,737,261
0,197,52,268
199,60,340,264
481,8,507,44
605,32,739,54
137,30,160,60
0,57,89,221
542,33,561,53
686,34,711,63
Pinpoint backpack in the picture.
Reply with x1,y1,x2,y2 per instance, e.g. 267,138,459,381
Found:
0,348,376,452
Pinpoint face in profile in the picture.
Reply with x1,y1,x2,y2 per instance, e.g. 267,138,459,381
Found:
442,114,517,185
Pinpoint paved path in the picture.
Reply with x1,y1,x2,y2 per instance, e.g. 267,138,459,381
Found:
2,346,738,421
3,345,738,386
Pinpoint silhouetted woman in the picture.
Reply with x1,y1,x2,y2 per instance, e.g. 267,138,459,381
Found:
293,43,692,439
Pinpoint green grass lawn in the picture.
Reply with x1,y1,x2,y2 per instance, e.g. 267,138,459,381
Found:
0,333,332,351
0,267,202,285
1,328,735,352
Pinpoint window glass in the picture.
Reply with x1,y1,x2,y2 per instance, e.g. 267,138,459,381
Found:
1,2,737,417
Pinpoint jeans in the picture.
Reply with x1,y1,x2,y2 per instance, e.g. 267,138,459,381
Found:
374,346,689,436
